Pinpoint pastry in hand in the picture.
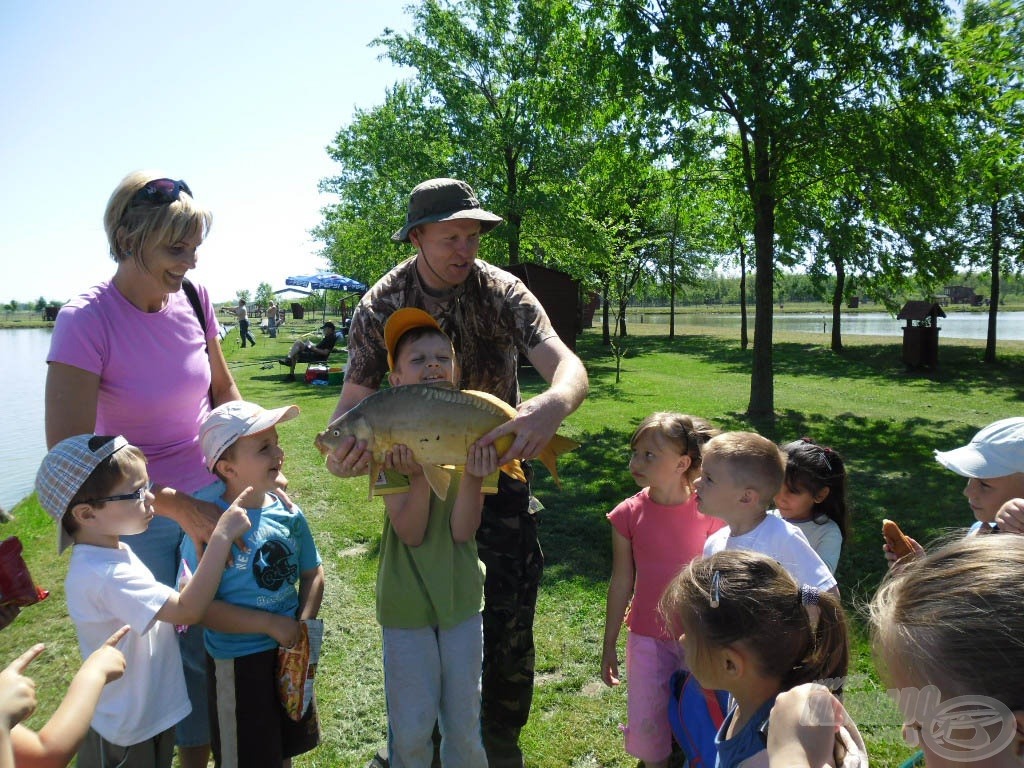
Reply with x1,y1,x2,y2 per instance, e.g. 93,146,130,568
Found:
882,519,915,560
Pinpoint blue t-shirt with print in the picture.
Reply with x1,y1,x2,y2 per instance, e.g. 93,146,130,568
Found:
180,493,321,659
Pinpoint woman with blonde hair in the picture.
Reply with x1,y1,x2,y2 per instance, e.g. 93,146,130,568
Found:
45,171,240,768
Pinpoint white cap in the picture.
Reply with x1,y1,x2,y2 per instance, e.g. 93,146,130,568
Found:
934,417,1024,478
200,401,299,470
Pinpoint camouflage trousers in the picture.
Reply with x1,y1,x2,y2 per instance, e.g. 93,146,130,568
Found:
477,463,542,766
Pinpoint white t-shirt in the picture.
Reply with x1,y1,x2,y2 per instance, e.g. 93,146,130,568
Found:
66,543,190,746
703,513,837,592
769,511,843,575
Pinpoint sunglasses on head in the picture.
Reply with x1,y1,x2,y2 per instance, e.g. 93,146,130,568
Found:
129,178,193,207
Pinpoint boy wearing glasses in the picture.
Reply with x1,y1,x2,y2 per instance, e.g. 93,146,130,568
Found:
35,434,251,768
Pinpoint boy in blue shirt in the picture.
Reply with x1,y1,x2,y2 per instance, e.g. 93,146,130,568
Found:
186,400,324,767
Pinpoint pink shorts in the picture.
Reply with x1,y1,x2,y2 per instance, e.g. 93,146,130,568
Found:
621,632,687,763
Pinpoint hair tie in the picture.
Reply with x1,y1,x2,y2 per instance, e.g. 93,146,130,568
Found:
800,584,821,632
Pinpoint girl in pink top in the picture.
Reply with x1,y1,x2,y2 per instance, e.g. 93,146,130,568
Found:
601,413,725,768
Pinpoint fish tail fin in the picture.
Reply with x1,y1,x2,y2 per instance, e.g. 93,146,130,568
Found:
536,434,581,489
499,459,526,483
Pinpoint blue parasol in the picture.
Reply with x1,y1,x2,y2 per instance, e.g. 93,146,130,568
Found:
284,272,367,324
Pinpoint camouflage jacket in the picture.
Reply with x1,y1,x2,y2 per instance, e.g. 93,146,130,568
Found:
345,257,557,406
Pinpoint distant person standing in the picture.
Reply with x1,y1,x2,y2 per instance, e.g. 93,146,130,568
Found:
267,301,279,338
226,298,256,348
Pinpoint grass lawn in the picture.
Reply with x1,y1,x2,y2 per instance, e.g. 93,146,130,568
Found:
5,319,1023,767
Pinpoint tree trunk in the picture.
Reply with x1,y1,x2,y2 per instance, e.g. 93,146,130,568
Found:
747,144,775,419
506,211,521,264
601,281,611,346
618,295,629,337
669,203,680,340
739,239,749,350
985,197,1000,364
506,147,521,264
831,254,845,353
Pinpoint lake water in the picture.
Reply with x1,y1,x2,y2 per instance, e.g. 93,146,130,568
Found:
1,329,50,514
630,310,1024,341
4,312,1024,509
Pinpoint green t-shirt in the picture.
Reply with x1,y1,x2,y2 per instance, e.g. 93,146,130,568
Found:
375,468,487,629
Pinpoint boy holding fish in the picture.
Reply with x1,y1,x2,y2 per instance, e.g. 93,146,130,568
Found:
325,177,589,768
372,308,497,767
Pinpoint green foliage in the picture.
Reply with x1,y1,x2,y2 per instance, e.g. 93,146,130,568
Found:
234,289,251,304
254,282,275,309
943,0,1024,361
314,0,1020,413
617,0,951,414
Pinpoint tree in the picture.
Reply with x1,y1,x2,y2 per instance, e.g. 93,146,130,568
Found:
372,0,609,264
254,282,275,310
618,0,949,417
316,81,459,283
34,296,47,312
947,0,1024,363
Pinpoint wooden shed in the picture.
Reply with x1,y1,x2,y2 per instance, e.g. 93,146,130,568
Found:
500,263,581,351
896,301,945,368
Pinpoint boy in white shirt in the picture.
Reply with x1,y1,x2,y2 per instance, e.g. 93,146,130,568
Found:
695,431,838,596
35,434,250,768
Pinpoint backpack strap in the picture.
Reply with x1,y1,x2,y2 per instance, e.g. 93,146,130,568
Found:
182,278,208,337
181,278,214,405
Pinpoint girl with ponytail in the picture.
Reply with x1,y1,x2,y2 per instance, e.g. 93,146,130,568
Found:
660,549,866,767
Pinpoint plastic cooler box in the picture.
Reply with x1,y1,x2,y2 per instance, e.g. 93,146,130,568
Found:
305,364,344,385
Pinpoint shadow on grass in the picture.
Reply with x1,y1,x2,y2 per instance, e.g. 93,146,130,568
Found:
537,409,975,605
530,334,1023,604
579,331,1024,400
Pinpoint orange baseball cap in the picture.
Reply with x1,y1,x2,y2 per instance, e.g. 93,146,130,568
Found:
384,308,445,370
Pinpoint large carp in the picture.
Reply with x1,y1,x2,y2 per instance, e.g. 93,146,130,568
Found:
314,383,580,501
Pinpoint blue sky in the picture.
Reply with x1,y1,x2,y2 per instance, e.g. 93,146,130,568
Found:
0,1,413,304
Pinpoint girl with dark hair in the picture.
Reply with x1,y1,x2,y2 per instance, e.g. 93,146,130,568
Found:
773,438,850,574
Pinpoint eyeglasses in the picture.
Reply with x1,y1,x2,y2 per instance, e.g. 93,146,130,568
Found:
129,178,192,208
85,483,152,505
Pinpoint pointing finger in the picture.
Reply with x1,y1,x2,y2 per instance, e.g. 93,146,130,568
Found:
6,643,45,674
104,625,131,647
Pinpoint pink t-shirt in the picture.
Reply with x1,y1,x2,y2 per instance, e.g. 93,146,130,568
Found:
608,489,725,639
47,280,220,494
